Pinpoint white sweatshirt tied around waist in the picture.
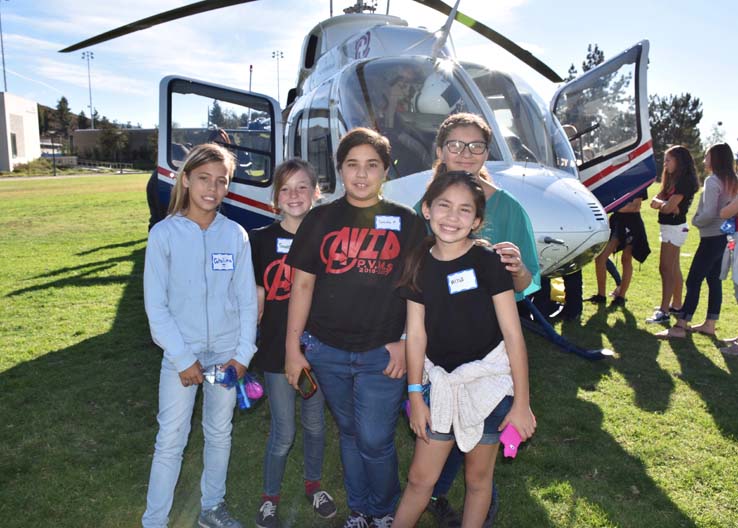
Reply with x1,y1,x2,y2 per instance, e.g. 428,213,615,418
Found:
425,340,513,452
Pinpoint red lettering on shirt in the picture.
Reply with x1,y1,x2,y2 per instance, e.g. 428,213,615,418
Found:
320,227,401,275
263,256,292,301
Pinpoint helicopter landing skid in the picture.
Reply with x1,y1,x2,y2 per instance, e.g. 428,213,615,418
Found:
521,299,614,361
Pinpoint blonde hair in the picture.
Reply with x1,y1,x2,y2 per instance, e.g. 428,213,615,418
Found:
168,143,236,216
272,158,319,209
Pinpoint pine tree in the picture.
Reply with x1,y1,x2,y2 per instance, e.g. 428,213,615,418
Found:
648,93,703,176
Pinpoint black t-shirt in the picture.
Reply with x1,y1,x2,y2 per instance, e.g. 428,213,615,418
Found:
659,177,698,225
249,222,295,373
286,196,426,352
401,244,514,372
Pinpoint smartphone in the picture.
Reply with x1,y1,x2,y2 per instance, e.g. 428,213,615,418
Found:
297,367,318,399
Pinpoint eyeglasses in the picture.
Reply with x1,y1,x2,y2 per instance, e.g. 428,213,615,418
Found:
444,140,488,155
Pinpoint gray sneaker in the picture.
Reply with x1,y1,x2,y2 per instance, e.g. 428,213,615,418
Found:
255,499,280,528
309,490,337,519
369,514,394,528
198,502,243,528
646,309,670,324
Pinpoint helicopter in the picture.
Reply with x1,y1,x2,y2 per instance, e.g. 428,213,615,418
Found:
62,0,656,278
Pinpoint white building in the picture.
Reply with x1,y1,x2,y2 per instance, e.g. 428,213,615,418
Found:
0,92,41,172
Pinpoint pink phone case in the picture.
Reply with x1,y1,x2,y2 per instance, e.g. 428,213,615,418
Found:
500,424,522,458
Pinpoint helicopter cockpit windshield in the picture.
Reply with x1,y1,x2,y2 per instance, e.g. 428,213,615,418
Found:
337,57,502,179
464,63,577,176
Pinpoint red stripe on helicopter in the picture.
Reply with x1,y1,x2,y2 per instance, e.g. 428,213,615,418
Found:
157,166,276,214
582,140,653,188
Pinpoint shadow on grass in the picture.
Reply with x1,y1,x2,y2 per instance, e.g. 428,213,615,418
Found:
670,336,738,440
76,238,148,256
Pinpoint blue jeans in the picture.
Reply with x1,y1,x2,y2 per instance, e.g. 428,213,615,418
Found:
682,235,727,321
142,360,236,528
262,371,326,496
432,396,513,497
304,334,405,517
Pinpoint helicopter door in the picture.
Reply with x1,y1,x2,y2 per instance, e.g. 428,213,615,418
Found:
551,41,655,212
158,76,283,229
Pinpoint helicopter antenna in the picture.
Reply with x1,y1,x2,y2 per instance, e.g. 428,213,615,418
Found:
431,0,460,60
386,0,390,15
330,0,332,17
344,0,377,14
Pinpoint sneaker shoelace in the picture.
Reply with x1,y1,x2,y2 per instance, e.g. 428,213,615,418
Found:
208,503,234,525
312,491,332,509
260,501,277,518
372,515,394,528
344,513,369,528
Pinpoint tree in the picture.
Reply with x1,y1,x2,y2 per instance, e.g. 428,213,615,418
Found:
209,100,225,127
582,44,605,72
78,110,90,130
704,122,726,149
99,123,129,162
648,93,703,176
55,96,72,136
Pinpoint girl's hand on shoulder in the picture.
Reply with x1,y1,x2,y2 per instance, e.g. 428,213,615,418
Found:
179,360,204,388
493,242,523,276
285,352,310,390
223,359,247,381
409,396,431,444
499,402,536,442
384,340,407,378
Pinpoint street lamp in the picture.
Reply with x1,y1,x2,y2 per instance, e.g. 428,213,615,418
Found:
272,50,283,104
81,51,95,129
0,0,9,92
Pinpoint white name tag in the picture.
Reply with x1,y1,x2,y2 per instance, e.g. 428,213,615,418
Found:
276,237,293,254
212,253,234,271
375,215,401,231
447,268,478,294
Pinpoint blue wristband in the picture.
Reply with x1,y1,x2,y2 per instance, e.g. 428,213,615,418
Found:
408,384,424,393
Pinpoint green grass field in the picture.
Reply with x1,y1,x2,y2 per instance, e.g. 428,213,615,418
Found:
1,174,736,527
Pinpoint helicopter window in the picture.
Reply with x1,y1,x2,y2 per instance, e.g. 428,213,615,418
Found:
306,82,336,193
338,58,501,180
168,82,276,187
293,113,303,158
466,66,576,175
552,47,640,168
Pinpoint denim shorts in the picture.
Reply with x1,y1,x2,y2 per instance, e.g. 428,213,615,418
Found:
427,395,513,445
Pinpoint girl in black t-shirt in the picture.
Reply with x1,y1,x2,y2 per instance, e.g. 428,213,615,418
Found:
249,159,337,527
393,171,536,528
647,146,699,324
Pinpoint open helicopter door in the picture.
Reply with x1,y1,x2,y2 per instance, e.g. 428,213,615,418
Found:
158,76,283,230
551,41,655,212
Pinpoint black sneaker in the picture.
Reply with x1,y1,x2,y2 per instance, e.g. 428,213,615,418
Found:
586,294,607,304
611,296,626,307
426,496,462,528
646,309,670,324
255,500,279,528
309,490,337,519
369,514,394,528
343,511,370,528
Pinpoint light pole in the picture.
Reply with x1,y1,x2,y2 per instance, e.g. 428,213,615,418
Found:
272,50,283,104
81,51,95,129
0,0,9,92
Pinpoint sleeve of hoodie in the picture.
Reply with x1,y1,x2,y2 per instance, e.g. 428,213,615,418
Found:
143,224,197,372
692,176,721,228
233,227,258,367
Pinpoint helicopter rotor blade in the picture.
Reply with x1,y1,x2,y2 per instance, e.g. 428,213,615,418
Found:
59,0,257,53
411,0,564,82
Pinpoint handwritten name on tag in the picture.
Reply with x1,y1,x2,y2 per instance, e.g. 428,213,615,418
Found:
212,253,234,271
276,238,293,254
447,268,478,294
375,215,401,231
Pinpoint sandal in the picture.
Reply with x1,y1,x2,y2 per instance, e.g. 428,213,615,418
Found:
688,324,716,336
656,326,688,339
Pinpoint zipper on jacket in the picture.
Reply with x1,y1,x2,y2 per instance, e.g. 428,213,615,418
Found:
202,228,210,364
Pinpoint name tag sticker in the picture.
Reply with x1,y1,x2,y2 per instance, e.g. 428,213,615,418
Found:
212,253,234,271
447,268,478,295
276,238,293,254
375,215,401,231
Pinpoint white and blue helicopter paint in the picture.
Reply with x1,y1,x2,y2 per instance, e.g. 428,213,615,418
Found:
63,0,656,358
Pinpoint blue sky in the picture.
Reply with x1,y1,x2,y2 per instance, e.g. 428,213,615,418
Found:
6,0,737,153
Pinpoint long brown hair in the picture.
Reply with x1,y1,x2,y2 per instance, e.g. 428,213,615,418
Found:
398,171,486,293
706,143,738,197
660,145,698,198
433,113,492,182
168,143,236,216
